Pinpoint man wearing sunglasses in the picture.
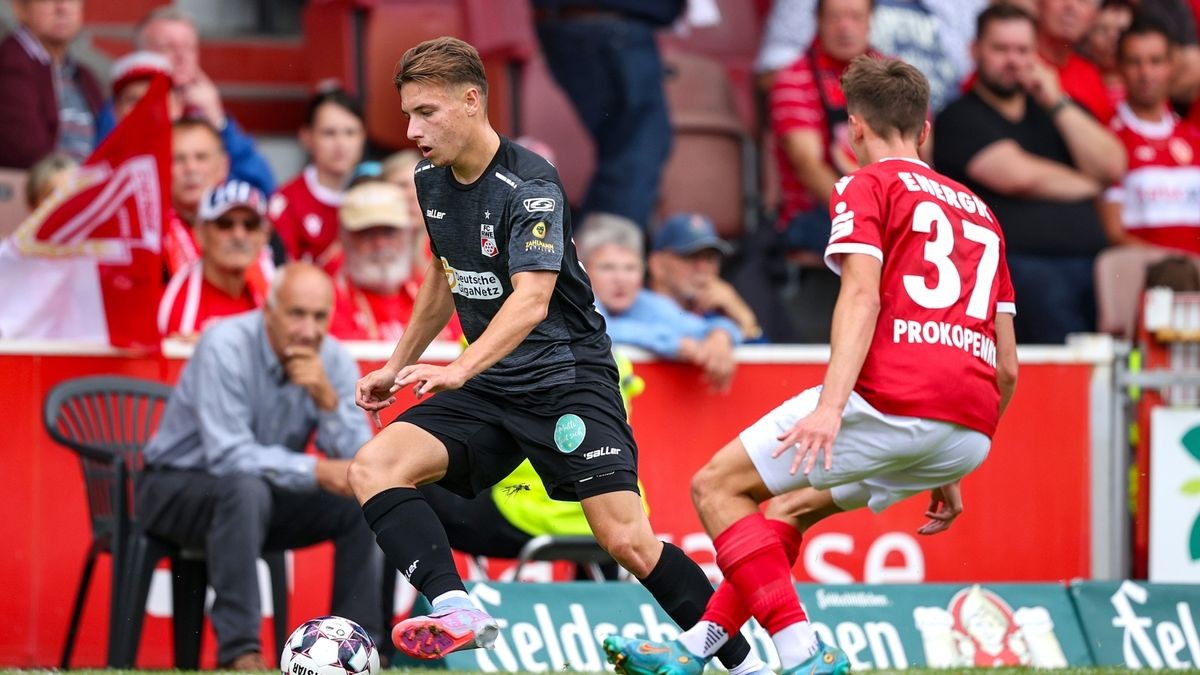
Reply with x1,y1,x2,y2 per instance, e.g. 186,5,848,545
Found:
158,178,272,338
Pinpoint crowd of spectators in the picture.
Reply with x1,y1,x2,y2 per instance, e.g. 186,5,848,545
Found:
6,1,1200,666
4,0,1200,352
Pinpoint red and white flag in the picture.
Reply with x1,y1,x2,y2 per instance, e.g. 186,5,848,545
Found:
0,75,171,349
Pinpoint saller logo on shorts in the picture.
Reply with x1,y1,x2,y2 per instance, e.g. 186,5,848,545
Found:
554,414,587,453
523,197,555,213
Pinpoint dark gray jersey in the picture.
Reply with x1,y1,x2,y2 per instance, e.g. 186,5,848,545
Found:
415,136,615,394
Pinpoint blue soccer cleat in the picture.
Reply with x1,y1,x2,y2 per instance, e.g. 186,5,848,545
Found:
780,640,851,675
602,635,707,675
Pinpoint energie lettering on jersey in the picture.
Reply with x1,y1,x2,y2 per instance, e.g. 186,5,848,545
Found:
414,136,614,394
824,158,1016,437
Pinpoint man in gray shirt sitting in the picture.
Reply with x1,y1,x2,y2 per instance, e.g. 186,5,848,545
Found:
139,262,382,670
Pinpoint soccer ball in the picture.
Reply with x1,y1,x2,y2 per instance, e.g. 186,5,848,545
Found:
280,616,380,675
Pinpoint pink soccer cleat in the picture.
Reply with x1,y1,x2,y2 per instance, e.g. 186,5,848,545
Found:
392,606,499,659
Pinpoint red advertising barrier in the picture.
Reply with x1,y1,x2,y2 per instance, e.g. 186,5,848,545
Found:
0,343,1097,668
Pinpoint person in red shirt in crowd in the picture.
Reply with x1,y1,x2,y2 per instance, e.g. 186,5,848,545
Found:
1101,18,1200,254
603,56,1019,675
1078,0,1136,109
269,88,366,268
771,0,880,253
158,180,271,338
770,0,882,343
328,181,463,343
110,51,182,123
1036,0,1118,122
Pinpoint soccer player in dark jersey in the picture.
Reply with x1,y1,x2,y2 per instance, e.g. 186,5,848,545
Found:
349,37,766,673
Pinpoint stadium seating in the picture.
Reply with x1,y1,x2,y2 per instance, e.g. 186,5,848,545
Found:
511,535,617,582
659,48,758,239
516,54,596,209
43,376,289,668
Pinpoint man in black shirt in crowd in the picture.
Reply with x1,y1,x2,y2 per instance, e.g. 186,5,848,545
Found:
350,37,767,675
934,3,1126,343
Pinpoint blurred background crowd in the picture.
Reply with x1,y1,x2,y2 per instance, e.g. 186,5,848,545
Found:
2,0,1200,364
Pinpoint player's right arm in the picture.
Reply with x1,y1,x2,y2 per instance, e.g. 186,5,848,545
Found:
774,252,882,475
356,257,455,415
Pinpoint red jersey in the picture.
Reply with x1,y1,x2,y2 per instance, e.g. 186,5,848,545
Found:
1057,52,1115,124
770,41,876,224
1106,102,1200,255
269,165,342,266
824,158,1016,437
329,272,463,343
157,261,263,337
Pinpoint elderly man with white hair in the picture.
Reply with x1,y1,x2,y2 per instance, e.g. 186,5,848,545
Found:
328,181,463,342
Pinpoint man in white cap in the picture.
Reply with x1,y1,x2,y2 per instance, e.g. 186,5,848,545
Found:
110,50,180,123
329,181,462,342
158,179,272,338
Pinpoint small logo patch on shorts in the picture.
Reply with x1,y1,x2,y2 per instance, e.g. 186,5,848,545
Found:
554,414,587,453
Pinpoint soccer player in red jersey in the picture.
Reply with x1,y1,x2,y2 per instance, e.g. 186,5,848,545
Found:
604,56,1020,675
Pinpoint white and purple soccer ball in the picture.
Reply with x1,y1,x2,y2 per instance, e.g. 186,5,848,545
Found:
280,616,380,675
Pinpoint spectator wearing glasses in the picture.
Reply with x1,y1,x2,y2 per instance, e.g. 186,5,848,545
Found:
158,180,271,338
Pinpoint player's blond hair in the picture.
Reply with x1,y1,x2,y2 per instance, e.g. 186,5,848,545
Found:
841,56,929,141
394,37,488,99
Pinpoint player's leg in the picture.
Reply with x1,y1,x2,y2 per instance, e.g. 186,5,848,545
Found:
683,488,842,664
512,382,765,675
580,487,765,675
605,387,855,674
349,390,515,658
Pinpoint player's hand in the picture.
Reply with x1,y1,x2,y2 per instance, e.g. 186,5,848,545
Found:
284,346,337,412
1021,59,1063,110
315,458,354,498
917,480,963,535
772,403,841,475
356,366,400,428
395,363,468,399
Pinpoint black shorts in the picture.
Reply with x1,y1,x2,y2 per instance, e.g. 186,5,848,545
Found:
393,381,639,501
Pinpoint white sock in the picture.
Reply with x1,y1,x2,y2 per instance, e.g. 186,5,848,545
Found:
771,621,819,669
677,620,729,658
727,651,768,675
430,590,474,611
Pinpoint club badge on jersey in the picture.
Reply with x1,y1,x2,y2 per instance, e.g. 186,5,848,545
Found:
480,223,499,258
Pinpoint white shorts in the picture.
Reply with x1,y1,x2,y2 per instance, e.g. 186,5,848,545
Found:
740,386,990,513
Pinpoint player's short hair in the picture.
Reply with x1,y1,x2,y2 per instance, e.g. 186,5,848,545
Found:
133,6,196,48
841,56,929,141
394,37,488,99
816,0,876,19
975,3,1036,42
577,213,644,264
1117,16,1175,60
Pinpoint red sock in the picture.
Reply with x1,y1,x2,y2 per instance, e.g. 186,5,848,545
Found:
705,518,804,636
709,513,808,635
